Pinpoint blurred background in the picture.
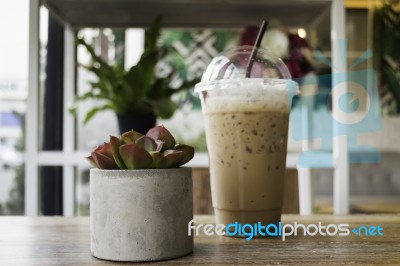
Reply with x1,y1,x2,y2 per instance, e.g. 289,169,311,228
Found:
1,0,399,216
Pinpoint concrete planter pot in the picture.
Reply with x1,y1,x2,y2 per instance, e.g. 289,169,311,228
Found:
90,168,193,262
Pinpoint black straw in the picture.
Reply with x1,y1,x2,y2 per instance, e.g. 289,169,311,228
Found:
245,20,268,78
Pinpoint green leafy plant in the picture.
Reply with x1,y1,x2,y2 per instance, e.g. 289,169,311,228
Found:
87,125,195,169
71,17,199,124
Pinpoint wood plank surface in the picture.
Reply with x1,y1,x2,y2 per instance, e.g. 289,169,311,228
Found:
0,215,399,265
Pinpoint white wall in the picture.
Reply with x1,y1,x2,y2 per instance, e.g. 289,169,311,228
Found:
0,1,29,81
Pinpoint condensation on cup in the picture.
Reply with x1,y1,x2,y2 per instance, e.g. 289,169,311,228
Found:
195,46,298,230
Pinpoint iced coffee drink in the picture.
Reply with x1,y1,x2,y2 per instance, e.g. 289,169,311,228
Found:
196,46,297,227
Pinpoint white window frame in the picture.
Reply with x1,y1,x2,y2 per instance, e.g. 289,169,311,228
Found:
26,0,348,216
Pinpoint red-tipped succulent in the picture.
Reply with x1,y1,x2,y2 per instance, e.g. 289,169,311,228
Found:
87,125,195,169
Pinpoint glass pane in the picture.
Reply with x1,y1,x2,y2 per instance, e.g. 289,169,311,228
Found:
75,166,90,216
0,0,29,215
158,29,240,152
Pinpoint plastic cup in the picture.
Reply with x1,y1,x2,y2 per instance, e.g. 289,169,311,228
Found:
195,46,298,228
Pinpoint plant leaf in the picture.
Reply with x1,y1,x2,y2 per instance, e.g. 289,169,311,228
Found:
149,151,163,168
173,144,195,167
120,130,143,144
69,106,78,116
144,16,162,53
119,143,152,169
166,78,200,96
92,152,119,169
98,142,114,158
76,38,112,71
155,140,164,152
83,104,116,125
146,125,176,150
152,98,177,119
86,155,99,168
156,150,182,169
121,16,162,104
135,136,157,152
73,90,108,102
110,136,126,169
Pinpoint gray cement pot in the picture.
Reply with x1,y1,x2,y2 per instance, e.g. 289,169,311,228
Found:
90,168,193,262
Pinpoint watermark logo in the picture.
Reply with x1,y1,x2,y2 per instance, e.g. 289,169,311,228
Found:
290,40,382,167
188,220,384,241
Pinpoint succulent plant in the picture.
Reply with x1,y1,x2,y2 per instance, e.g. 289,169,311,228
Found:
87,125,195,169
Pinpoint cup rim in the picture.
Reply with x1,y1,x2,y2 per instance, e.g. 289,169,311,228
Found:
194,78,299,94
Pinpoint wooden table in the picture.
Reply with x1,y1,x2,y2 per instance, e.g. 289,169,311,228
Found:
0,215,399,265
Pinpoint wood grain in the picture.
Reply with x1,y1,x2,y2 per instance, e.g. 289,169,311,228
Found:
0,215,399,265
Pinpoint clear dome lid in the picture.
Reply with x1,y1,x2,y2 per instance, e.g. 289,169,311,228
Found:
196,45,292,89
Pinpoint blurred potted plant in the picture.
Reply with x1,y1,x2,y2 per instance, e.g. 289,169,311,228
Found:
70,17,199,134
88,125,194,262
